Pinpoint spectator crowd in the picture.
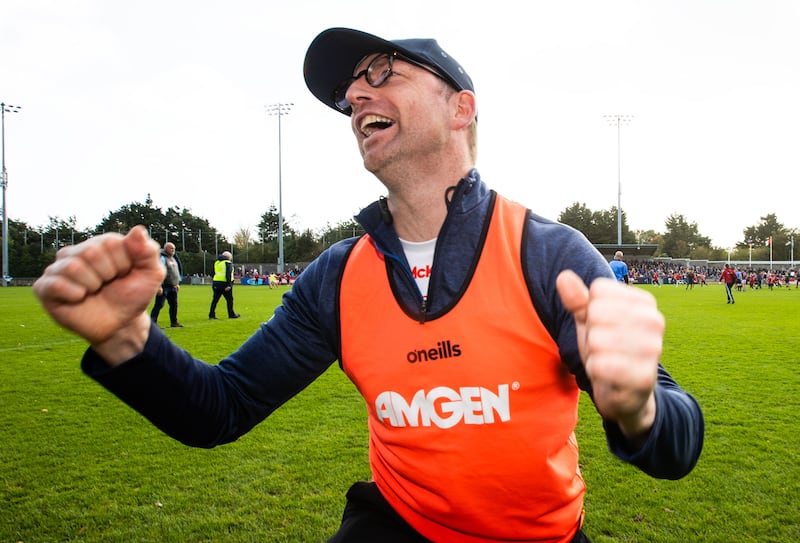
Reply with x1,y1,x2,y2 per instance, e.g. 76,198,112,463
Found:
624,260,798,289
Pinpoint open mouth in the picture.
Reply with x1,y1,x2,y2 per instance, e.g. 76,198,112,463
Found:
360,114,395,137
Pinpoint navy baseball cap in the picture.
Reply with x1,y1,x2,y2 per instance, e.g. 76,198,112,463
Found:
303,27,475,115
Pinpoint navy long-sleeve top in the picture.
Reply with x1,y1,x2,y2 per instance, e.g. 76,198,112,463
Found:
83,169,703,480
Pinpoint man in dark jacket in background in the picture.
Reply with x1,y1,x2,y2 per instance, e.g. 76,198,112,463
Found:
149,241,183,327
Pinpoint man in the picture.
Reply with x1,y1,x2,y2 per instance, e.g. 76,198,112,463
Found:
720,263,737,304
149,241,183,327
32,28,703,543
208,251,240,319
609,250,629,284
685,267,695,290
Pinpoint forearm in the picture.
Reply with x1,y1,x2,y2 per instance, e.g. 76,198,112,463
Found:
83,284,341,447
83,323,267,447
604,367,704,479
82,248,344,448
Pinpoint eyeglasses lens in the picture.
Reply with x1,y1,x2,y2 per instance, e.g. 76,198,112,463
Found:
366,54,393,86
334,54,394,112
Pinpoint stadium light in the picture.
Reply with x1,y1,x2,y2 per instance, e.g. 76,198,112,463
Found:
604,114,633,245
1,102,22,287
265,102,292,274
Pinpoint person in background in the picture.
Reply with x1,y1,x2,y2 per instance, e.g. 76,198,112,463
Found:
719,263,737,304
685,268,695,290
208,251,240,320
32,27,703,543
609,250,629,284
149,241,183,328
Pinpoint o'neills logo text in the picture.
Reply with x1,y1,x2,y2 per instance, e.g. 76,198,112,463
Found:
406,340,461,363
374,385,511,429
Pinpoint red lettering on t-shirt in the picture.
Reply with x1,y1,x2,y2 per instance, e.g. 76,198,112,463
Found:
412,265,431,279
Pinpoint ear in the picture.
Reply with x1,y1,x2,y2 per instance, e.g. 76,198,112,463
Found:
452,90,477,130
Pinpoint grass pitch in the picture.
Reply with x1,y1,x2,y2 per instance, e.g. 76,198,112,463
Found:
1,282,798,542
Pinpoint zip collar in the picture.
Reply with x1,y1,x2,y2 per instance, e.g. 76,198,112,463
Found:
355,168,482,244
353,168,490,320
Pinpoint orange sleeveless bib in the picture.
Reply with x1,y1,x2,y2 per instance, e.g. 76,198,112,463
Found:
339,196,584,543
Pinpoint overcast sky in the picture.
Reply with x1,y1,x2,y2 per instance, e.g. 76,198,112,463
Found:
2,0,798,251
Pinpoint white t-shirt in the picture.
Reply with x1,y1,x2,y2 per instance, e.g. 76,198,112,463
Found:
399,238,436,299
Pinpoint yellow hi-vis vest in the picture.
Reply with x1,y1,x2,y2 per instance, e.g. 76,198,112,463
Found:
213,260,228,282
339,195,584,543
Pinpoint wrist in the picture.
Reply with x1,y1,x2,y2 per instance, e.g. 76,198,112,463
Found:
616,393,657,446
90,312,151,366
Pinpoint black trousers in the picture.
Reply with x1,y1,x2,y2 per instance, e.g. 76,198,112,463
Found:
326,482,592,543
150,285,179,325
209,283,236,318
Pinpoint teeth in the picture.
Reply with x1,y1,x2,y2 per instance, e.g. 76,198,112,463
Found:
360,114,394,137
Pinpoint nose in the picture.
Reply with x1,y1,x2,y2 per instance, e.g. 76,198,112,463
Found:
344,74,377,112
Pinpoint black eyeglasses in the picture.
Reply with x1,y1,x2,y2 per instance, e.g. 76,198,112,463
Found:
333,52,448,114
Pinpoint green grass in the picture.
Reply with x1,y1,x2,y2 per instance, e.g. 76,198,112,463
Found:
577,282,800,542
1,283,798,542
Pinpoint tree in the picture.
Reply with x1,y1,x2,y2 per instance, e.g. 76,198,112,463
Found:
318,219,365,250
233,227,254,261
738,214,791,260
632,229,661,245
94,195,224,252
161,206,217,253
558,203,594,237
96,194,166,235
257,203,295,244
285,228,322,263
558,203,634,244
0,218,72,278
256,204,302,266
591,208,620,244
661,214,712,258
11,216,95,274
739,213,784,247
92,195,227,276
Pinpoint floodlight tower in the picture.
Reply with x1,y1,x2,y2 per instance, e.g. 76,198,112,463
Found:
265,102,293,274
604,114,633,245
1,102,22,287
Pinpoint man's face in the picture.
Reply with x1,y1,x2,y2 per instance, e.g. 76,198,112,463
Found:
165,244,175,256
345,53,454,176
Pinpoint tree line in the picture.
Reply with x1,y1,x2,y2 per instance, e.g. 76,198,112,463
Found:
1,195,365,279
558,202,797,263
1,196,796,279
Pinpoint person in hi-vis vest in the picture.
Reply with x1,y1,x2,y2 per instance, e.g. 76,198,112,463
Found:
208,251,240,320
